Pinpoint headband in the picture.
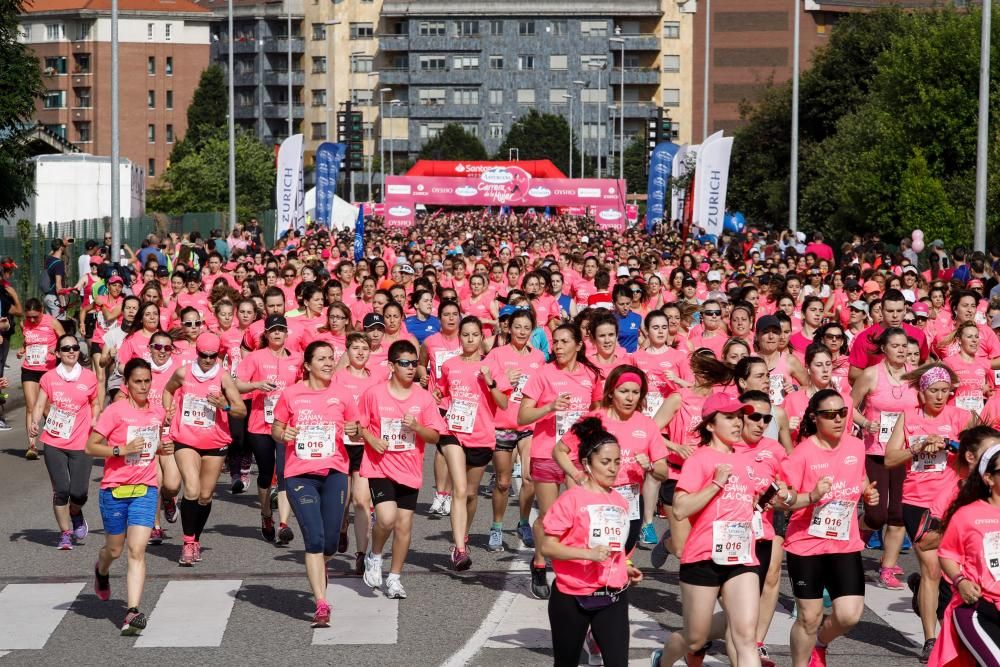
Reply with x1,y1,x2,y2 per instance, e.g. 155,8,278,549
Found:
919,366,952,393
979,444,1000,478
615,372,643,389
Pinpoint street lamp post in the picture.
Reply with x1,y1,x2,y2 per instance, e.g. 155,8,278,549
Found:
789,0,799,232
573,80,585,178
610,37,625,181
390,99,401,175
597,64,605,178
702,0,711,140
286,13,293,137
227,0,236,230
608,104,617,175
974,0,991,251
324,20,341,148
378,86,391,202
366,71,378,201
563,93,574,178
111,0,119,261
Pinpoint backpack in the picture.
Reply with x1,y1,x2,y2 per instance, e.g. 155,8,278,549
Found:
38,256,61,294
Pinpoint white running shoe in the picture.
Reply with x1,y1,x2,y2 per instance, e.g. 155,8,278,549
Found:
385,577,407,599
429,494,444,515
363,553,383,589
441,495,452,516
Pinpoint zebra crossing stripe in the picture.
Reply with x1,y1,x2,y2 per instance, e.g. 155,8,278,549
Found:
135,579,241,648
0,582,84,649
312,579,399,645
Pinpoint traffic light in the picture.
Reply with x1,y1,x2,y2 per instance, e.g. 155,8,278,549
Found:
337,101,364,173
658,107,677,143
645,112,659,178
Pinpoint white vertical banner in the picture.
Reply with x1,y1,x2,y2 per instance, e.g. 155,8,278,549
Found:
691,130,723,226
693,134,733,237
275,134,305,242
670,144,691,222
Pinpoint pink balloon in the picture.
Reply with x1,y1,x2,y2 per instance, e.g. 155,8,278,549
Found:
912,239,925,253
912,229,924,241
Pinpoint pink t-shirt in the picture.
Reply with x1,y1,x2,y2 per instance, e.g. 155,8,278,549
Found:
175,290,217,329
631,346,693,397
945,353,990,411
167,366,231,450
900,405,970,508
485,344,547,431
289,315,325,353
217,326,245,378
938,499,1000,605
664,388,710,466
733,437,786,541
273,380,355,478
542,485,631,595
22,315,59,371
859,362,919,455
520,362,602,461
781,434,867,556
358,381,447,489
92,294,123,346
117,332,153,365
95,399,166,489
849,323,928,369
563,409,668,486
439,354,511,449
302,330,347,364
241,318,306,353
237,348,303,435
39,368,98,450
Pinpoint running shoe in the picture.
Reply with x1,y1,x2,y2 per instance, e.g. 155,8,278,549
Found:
121,608,147,636
686,641,711,667
148,527,165,546
260,515,275,542
758,643,776,667
429,493,445,516
57,531,73,550
451,546,472,572
441,494,452,516
807,645,827,667
919,638,936,664
363,553,383,588
639,522,658,546
25,447,38,460
585,628,603,665
0,419,11,431
385,577,407,599
338,531,349,554
530,564,550,599
71,514,88,541
822,589,832,609
651,528,673,569
269,487,279,510
193,541,202,562
517,522,534,548
901,533,912,553
878,567,905,590
487,527,504,552
277,523,294,545
650,649,663,667
512,462,521,478
311,600,331,628
178,541,197,566
163,497,178,523
230,478,246,494
487,473,497,493
656,499,670,519
866,529,883,550
885,564,904,575
354,552,365,576
93,561,111,601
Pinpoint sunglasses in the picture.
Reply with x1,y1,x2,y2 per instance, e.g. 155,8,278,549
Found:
59,344,81,353
267,326,288,334
183,320,204,328
746,413,773,424
150,343,174,352
702,310,722,317
198,351,219,360
815,407,849,420
392,358,419,368
823,333,844,340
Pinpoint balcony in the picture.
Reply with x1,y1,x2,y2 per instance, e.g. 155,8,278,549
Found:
378,68,410,85
217,37,259,54
609,67,661,85
71,73,92,86
408,68,482,85
616,33,659,51
408,103,482,119
379,34,409,51
618,101,656,117
233,71,258,87
262,103,304,119
407,35,480,52
263,70,304,86
262,38,304,54
70,107,92,121
234,104,257,120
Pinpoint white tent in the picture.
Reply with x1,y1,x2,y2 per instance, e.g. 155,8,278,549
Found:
304,187,360,230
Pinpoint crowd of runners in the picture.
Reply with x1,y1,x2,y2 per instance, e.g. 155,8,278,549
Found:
8,214,1000,666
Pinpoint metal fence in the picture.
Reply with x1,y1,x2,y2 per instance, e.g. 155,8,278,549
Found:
4,210,277,300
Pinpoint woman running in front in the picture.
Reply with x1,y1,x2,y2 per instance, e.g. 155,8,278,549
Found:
29,333,99,549
437,315,510,570
422,299,462,517
235,314,303,545
781,388,880,667
141,330,182,545
162,332,246,566
87,358,172,635
271,341,356,627
884,363,977,662
542,417,644,667
652,393,762,667
518,322,603,599
357,339,446,599
21,297,65,459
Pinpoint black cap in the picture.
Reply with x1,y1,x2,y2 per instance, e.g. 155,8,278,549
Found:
264,315,288,331
156,267,169,277
845,279,861,291
363,313,385,329
682,276,697,287
756,315,781,332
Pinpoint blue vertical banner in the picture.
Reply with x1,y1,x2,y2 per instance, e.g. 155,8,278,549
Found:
314,142,347,227
353,206,365,262
645,142,679,234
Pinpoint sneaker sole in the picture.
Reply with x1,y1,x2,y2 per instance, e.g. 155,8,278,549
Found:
120,625,143,637
487,545,505,552
387,591,407,599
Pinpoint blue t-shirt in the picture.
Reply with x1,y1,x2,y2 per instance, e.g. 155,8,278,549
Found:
404,315,441,345
137,246,167,269
615,311,642,353
557,294,573,319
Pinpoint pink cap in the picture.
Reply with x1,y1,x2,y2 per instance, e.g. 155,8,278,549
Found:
195,332,221,355
911,302,930,316
863,280,881,295
701,393,754,419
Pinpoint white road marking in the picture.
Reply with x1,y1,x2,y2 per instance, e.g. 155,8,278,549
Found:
0,582,83,649
861,582,923,647
135,579,241,647
313,578,399,645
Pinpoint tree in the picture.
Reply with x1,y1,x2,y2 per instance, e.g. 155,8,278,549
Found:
609,137,647,195
169,64,227,163
494,110,572,176
418,123,488,161
0,0,44,219
148,131,275,220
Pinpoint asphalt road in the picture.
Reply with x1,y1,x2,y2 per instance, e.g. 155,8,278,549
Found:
0,401,929,667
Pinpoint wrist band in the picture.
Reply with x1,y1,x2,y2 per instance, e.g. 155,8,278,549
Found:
953,574,967,590
782,491,794,505
711,480,725,491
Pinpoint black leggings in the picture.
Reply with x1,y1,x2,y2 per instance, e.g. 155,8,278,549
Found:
549,583,630,667
248,432,286,492
43,446,93,507
953,599,1000,667
864,454,905,528
226,400,252,478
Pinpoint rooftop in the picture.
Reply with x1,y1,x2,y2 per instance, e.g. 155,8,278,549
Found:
23,0,210,14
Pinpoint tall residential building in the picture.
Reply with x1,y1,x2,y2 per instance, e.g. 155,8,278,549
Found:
207,0,305,148
19,0,213,184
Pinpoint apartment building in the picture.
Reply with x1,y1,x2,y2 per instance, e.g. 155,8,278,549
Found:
19,0,213,184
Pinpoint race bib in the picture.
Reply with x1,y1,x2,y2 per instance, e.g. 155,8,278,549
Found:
43,406,74,439
556,410,585,440
752,510,765,539
181,394,216,428
587,504,628,552
510,374,528,403
381,417,416,452
879,412,901,444
643,391,664,418
768,374,785,406
26,344,47,367
613,484,641,521
993,369,1000,387
712,520,753,564
957,393,984,413
446,399,478,434
434,349,461,379
807,499,854,540
263,395,278,424
295,424,336,460
984,531,1000,581
125,425,160,467
909,436,947,473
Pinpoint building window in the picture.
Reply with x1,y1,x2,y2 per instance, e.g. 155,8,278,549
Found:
452,55,478,70
164,23,172,41
489,55,503,70
237,92,254,107
351,88,373,105
44,124,67,139
419,21,446,36
550,20,567,36
148,159,155,177
166,124,174,143
583,122,606,139
518,21,535,36
417,88,446,106
20,25,30,41
75,22,91,41
452,88,479,105
663,55,680,72
664,21,680,39
351,55,373,73
148,56,155,74
550,54,567,70
166,57,173,75
456,20,479,36
312,56,326,74
312,89,326,106
350,23,374,39
46,23,64,41
517,55,535,70
581,88,606,103
517,89,535,104
74,54,90,73
663,88,680,107
460,123,479,137
581,54,607,69
148,124,156,142
549,88,567,104
419,122,445,139
489,89,503,105
312,122,327,140
166,90,173,109
489,20,503,36
147,23,154,40
147,90,155,108
580,20,607,36
44,56,67,74
419,55,446,70
489,123,503,139
76,121,91,143
312,23,326,40
75,88,91,107
43,91,66,109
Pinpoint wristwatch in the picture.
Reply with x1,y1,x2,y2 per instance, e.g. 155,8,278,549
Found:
112,446,121,457
487,379,497,390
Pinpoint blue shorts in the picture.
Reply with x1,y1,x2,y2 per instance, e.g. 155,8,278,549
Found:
99,486,159,535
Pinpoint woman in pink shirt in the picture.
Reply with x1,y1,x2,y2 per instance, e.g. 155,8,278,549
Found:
87,358,173,636
944,322,992,414
587,311,633,378
784,344,853,445
885,364,978,660
461,273,498,336
420,300,462,515
541,417,643,667
381,302,412,346
116,303,161,369
29,334,100,550
215,299,254,493
20,298,65,459
781,389,879,667
271,340,356,628
813,322,851,394
304,301,351,363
